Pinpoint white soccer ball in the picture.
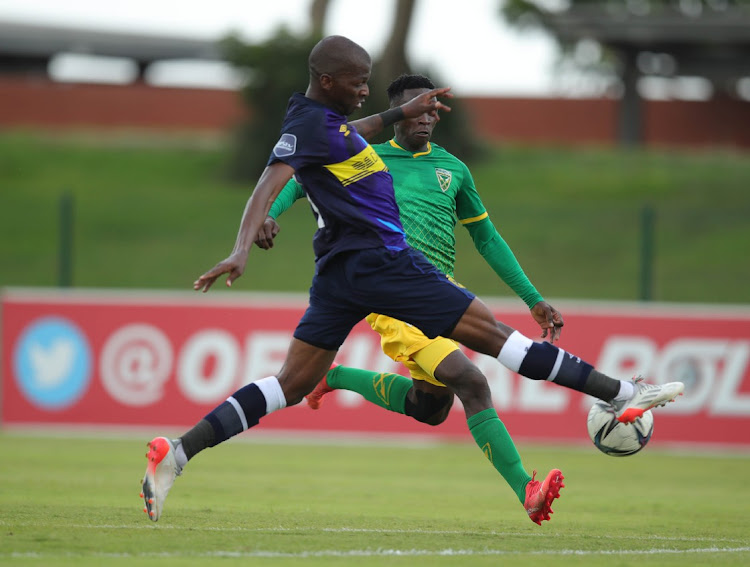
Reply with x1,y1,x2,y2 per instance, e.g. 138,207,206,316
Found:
586,400,654,457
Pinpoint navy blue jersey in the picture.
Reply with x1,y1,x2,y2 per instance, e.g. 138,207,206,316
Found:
268,93,408,270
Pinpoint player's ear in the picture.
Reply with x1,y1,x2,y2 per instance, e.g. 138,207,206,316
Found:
319,73,334,91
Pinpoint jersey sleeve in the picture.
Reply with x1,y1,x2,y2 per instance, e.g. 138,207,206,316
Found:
456,163,544,308
267,108,330,170
269,178,305,219
454,164,488,225
465,219,544,308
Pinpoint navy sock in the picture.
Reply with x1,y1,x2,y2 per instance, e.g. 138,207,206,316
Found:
520,341,621,400
519,342,594,390
499,332,620,400
203,383,267,445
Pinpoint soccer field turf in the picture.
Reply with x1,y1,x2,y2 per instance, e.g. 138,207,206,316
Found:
0,433,747,566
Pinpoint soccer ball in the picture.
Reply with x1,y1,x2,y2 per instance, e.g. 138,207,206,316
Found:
586,401,654,457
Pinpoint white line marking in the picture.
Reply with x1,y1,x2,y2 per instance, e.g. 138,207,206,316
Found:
0,521,746,544
4,547,750,559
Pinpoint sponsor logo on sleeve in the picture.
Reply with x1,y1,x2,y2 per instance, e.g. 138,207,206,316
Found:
273,134,297,157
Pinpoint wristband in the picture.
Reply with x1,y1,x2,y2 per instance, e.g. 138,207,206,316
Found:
378,107,405,127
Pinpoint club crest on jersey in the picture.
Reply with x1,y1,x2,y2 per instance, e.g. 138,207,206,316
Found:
273,133,297,157
435,168,452,192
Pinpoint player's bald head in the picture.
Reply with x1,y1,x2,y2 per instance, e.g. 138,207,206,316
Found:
309,35,371,79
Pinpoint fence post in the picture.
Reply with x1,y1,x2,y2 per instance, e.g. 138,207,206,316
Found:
639,205,655,301
59,191,74,287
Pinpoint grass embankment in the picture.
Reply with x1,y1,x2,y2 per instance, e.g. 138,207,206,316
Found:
1,131,748,303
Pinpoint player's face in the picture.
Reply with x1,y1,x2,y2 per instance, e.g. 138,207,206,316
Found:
329,63,371,116
393,88,438,152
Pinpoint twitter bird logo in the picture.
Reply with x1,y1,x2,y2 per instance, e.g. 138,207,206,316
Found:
14,317,92,410
30,339,76,389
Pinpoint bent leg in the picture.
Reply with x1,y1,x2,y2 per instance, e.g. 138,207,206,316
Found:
432,349,492,418
431,349,532,503
319,314,455,424
326,365,412,415
180,338,334,462
404,379,453,426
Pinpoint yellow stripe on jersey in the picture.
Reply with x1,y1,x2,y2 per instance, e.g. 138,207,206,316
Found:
459,211,489,225
388,138,432,158
324,145,388,186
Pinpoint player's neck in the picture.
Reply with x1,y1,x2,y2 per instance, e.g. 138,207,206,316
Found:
394,136,428,154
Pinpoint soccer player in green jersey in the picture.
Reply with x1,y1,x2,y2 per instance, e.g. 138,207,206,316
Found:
256,74,566,524
142,39,682,527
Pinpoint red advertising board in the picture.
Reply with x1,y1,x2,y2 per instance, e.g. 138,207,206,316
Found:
2,288,749,449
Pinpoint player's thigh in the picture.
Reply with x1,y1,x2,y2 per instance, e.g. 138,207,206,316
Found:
449,297,515,358
357,249,474,340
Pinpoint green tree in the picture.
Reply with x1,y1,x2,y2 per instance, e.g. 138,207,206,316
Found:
221,29,321,181
222,0,482,181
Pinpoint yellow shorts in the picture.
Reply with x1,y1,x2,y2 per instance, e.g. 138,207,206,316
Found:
366,313,460,387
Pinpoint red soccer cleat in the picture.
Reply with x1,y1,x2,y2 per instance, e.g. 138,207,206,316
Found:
141,437,182,522
524,468,564,525
305,364,337,410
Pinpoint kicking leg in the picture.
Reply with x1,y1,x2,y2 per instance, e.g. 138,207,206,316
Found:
450,298,684,421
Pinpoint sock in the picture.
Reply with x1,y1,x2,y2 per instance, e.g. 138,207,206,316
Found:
498,331,620,401
179,419,214,462
184,376,287,458
612,379,635,402
327,365,411,414
468,408,532,503
173,439,188,469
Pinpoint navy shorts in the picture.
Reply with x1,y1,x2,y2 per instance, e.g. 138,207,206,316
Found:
293,247,475,351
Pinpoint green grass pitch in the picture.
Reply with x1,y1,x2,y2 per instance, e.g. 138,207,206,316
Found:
0,432,748,566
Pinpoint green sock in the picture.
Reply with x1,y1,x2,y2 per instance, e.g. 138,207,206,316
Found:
467,408,532,503
327,365,411,414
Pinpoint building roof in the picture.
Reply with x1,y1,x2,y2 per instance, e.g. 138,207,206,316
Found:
542,4,750,81
0,20,222,67
544,5,750,45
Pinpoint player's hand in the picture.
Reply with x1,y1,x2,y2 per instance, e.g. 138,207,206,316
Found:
530,301,564,343
255,216,281,250
193,251,248,293
401,87,453,119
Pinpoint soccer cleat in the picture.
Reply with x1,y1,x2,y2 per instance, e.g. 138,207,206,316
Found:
524,469,564,525
612,377,684,424
141,437,182,522
305,363,338,410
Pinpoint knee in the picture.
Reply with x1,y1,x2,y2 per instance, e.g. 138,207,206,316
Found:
443,366,492,409
405,390,454,426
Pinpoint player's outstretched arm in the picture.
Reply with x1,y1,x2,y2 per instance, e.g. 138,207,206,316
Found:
193,162,295,292
350,87,453,140
465,217,563,341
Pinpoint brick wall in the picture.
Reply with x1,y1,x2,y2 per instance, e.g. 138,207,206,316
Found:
1,77,748,149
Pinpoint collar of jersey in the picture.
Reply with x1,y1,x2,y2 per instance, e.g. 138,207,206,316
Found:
389,139,432,158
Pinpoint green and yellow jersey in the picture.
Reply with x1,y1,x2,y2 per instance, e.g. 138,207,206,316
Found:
374,139,483,278
269,139,543,308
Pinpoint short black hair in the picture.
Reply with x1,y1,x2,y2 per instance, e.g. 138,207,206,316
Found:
386,74,435,104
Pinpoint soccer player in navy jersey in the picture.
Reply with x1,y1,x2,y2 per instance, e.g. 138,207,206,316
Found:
257,72,568,524
141,36,684,524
